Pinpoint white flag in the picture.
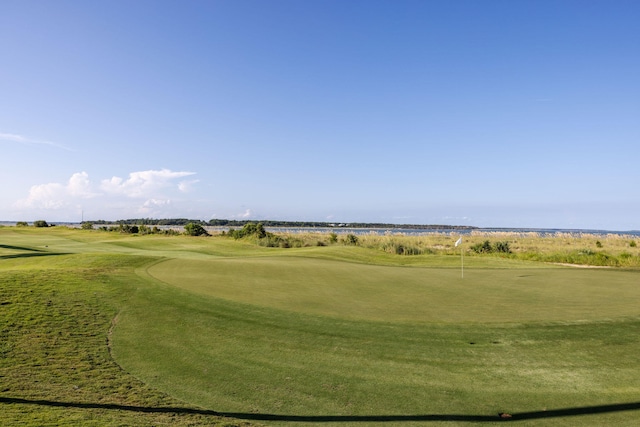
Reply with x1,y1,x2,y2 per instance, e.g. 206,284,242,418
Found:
455,237,462,247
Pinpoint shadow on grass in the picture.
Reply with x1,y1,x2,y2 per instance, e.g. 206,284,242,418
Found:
2,396,640,422
0,252,67,260
0,244,47,251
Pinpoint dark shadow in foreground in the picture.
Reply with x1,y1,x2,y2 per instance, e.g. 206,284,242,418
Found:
0,252,67,260
2,396,640,423
0,244,46,252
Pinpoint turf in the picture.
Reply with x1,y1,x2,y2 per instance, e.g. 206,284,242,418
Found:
0,228,256,426
2,226,640,426
147,256,640,323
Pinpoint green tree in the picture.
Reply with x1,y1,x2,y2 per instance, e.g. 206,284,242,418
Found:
16,221,28,227
33,220,49,228
81,222,94,230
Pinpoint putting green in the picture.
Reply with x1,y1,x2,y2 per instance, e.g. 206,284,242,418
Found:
147,256,640,323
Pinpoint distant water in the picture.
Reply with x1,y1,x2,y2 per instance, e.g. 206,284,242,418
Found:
1,222,638,237
261,227,640,238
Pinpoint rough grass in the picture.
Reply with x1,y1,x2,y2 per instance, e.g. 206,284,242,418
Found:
0,231,258,426
241,229,640,268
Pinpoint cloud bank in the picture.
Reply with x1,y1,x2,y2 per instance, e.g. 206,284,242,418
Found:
14,169,197,220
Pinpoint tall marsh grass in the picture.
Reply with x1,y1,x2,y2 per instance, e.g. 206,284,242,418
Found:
253,230,640,267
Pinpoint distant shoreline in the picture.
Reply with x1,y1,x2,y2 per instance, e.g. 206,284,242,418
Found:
1,220,638,237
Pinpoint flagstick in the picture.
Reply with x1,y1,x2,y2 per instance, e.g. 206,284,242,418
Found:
455,237,464,279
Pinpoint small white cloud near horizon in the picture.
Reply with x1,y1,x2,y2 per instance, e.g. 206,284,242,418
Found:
100,169,196,198
0,132,74,151
234,209,253,219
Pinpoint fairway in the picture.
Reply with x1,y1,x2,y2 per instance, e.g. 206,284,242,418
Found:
3,228,640,426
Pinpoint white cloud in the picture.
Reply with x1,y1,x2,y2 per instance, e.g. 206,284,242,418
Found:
68,171,97,197
14,169,197,219
0,133,28,142
101,169,196,198
0,132,73,151
238,209,253,219
143,198,171,207
15,172,96,209
178,179,200,193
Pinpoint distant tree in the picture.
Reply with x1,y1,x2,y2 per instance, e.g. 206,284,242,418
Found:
184,222,209,236
16,221,28,227
81,222,94,230
33,220,49,228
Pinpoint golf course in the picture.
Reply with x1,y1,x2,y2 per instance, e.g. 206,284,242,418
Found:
1,225,639,426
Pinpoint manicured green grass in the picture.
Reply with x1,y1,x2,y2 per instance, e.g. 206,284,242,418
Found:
147,257,640,323
3,227,640,426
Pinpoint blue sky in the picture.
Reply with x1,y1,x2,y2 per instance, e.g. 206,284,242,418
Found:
1,0,638,230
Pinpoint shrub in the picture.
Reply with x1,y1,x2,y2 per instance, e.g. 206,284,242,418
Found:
228,222,267,239
471,240,492,253
329,232,338,244
16,221,28,227
138,224,152,235
596,240,603,248
344,234,359,245
494,241,511,253
81,222,94,230
381,241,423,256
630,241,637,248
184,222,209,236
33,220,49,228
279,240,290,248
119,224,132,234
